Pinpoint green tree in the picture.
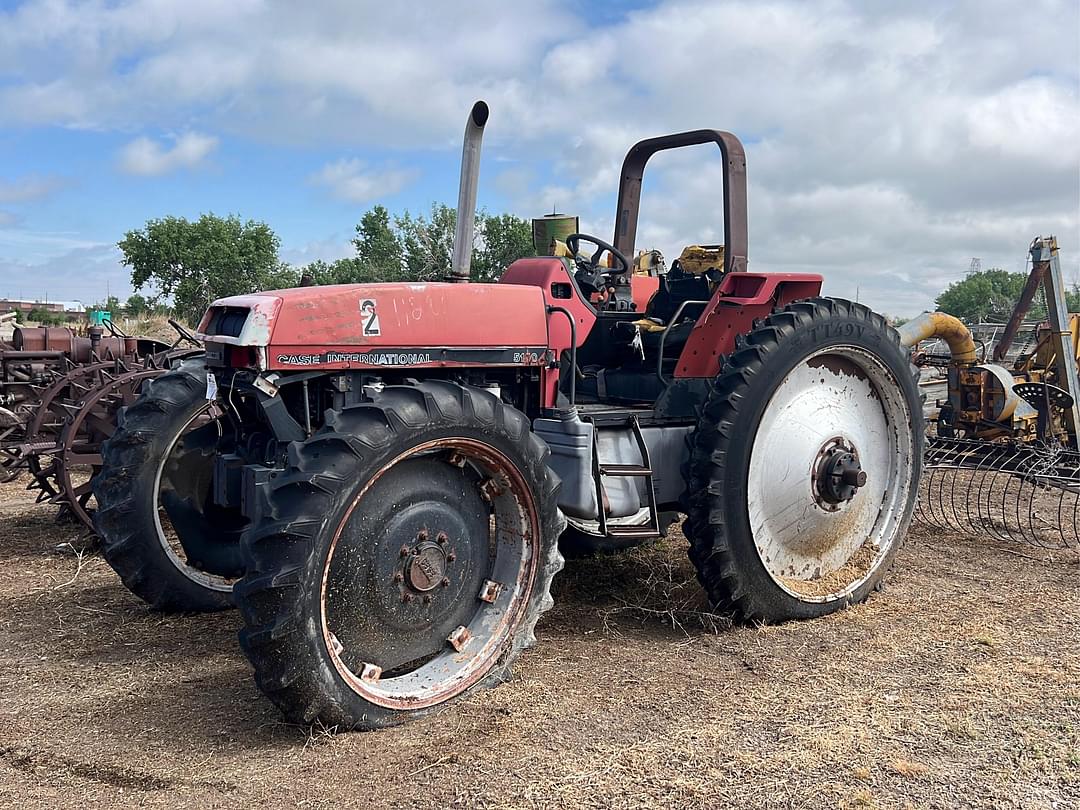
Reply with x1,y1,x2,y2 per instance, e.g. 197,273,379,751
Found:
936,269,1034,323
118,213,283,324
260,264,301,290
1067,285,1080,312
299,257,374,285
392,204,534,283
90,295,121,315
27,307,65,326
125,293,150,317
352,205,403,280
396,203,457,281
936,269,1080,323
474,212,536,281
293,205,537,288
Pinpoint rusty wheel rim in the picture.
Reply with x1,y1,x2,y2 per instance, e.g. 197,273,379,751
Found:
21,362,124,498
319,438,540,711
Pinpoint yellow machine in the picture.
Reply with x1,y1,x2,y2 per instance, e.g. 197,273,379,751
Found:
674,244,725,277
906,236,1080,548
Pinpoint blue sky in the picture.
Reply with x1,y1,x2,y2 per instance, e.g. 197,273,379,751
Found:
0,0,1077,315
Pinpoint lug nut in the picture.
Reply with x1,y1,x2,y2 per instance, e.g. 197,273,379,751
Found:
447,625,471,652
393,572,404,583
436,532,448,545
446,552,456,562
399,546,410,558
359,663,382,683
423,594,433,604
440,577,450,588
417,529,429,541
402,593,414,604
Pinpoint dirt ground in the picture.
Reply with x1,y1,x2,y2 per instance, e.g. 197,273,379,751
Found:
0,478,1076,809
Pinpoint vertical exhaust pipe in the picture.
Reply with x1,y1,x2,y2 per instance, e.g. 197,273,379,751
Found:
448,100,489,283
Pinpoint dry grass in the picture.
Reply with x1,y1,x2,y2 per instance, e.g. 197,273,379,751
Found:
122,315,194,344
0,478,1077,808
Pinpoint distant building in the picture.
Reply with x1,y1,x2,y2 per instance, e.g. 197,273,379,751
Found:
0,298,86,321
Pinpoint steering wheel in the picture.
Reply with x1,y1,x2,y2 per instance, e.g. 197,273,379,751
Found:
565,233,630,296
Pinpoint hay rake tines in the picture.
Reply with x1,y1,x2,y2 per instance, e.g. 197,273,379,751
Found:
918,437,1080,549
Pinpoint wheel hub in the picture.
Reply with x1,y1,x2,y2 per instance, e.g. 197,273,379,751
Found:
814,438,867,508
404,538,449,593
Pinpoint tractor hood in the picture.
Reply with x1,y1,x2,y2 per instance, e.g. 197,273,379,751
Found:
197,282,551,372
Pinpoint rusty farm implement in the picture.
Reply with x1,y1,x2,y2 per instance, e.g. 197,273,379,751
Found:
0,320,201,528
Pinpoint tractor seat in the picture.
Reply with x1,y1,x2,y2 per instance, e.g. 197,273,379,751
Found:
647,271,711,325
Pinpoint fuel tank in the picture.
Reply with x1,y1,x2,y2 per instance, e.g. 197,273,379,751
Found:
198,282,552,372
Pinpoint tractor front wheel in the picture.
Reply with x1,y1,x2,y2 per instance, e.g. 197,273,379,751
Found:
234,381,564,730
93,357,245,612
683,298,922,622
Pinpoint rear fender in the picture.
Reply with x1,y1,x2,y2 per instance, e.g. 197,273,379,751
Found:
674,272,823,379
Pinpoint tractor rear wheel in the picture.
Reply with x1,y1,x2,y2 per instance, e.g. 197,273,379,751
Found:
234,381,564,730
93,357,246,612
683,298,922,622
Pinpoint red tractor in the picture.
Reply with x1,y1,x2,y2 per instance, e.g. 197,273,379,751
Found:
94,102,922,729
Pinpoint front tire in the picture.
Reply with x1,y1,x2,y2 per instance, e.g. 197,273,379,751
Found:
234,381,564,730
683,298,922,622
93,357,245,612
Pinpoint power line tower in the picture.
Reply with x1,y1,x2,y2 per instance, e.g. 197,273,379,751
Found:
968,257,982,276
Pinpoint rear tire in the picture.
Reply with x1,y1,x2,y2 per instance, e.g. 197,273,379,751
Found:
93,357,244,612
683,298,922,622
234,381,564,730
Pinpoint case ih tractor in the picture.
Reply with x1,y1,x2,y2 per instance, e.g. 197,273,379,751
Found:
93,102,922,730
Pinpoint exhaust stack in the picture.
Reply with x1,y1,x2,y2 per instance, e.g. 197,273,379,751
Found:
448,100,489,283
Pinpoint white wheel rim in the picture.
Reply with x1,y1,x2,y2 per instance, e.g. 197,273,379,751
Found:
746,346,914,601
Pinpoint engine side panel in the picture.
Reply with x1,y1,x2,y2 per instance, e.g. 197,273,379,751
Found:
199,282,552,372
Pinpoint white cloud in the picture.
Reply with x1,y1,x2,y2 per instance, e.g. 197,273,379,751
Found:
309,159,418,204
117,132,219,176
279,235,355,267
0,174,66,203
